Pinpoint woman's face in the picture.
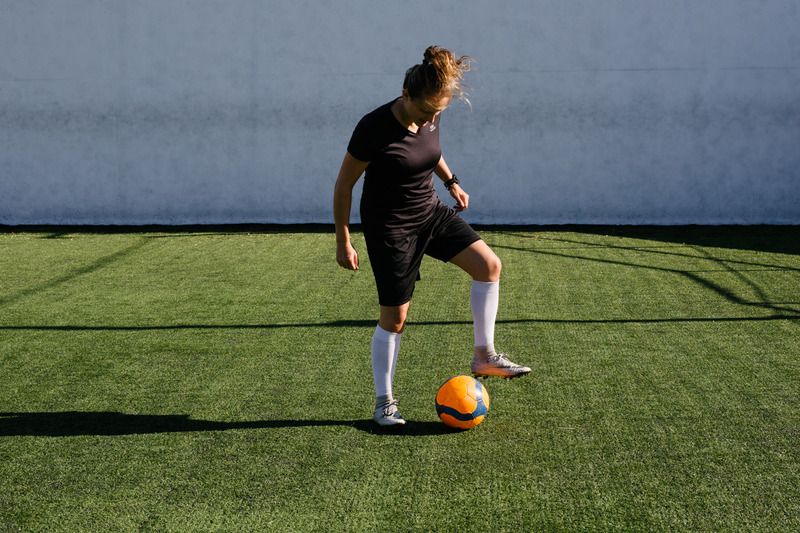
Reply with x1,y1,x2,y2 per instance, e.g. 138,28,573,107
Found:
406,92,451,126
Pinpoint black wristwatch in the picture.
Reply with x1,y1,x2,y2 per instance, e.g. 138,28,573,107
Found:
444,175,460,191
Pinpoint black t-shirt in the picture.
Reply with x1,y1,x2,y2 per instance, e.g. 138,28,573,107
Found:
347,98,443,232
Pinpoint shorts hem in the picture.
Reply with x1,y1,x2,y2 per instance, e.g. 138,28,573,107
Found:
377,297,413,307
440,235,482,263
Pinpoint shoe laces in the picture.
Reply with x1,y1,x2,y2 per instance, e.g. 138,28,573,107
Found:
489,352,517,366
382,400,400,417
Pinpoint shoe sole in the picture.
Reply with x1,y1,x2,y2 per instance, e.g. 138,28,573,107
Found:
473,370,531,380
373,420,407,428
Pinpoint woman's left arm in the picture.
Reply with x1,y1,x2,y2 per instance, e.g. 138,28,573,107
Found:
434,155,469,211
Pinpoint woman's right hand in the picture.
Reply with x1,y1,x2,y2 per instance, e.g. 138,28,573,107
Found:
333,153,368,272
337,241,359,270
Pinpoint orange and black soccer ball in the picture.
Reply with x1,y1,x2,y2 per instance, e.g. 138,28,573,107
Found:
435,375,490,429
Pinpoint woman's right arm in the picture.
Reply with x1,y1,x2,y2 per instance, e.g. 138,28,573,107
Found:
333,152,369,270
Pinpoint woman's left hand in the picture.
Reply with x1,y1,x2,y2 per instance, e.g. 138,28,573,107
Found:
449,184,469,211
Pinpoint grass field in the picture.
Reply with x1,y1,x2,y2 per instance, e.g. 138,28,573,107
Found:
1,225,798,531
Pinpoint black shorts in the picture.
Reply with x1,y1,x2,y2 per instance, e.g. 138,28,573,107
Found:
363,203,481,307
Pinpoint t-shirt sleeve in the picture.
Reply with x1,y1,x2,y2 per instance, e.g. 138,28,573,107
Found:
346,115,376,162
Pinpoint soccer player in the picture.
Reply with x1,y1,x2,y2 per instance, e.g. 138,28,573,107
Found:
333,46,531,427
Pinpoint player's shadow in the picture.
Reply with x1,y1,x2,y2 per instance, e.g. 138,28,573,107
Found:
0,411,456,437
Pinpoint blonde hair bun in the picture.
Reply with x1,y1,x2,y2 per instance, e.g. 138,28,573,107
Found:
405,45,471,103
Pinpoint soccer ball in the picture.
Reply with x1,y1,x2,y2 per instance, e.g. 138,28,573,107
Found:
435,375,490,429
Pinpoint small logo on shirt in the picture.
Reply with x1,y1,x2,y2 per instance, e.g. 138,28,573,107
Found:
428,123,436,132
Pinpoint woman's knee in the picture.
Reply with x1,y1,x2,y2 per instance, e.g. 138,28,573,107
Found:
486,252,502,281
475,251,502,282
379,304,408,333
451,241,502,282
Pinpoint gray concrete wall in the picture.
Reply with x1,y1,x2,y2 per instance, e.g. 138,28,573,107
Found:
1,1,798,225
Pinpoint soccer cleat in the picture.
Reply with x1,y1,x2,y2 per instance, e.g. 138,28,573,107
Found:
373,399,407,427
471,349,531,379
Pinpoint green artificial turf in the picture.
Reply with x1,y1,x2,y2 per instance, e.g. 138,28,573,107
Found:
1,226,798,531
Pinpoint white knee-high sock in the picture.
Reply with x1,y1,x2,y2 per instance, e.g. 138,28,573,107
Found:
471,280,499,350
371,325,401,400
390,331,402,382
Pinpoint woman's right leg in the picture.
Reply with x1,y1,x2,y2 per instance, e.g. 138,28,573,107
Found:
380,302,408,383
371,302,410,426
363,222,419,426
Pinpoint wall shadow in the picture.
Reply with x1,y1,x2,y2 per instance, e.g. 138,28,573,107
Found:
0,224,339,237
0,237,152,307
0,411,456,438
5,225,795,255
491,226,800,321
2,225,797,326
492,225,800,256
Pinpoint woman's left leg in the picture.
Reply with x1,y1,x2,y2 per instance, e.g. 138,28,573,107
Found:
450,240,531,378
449,239,502,283
450,240,502,350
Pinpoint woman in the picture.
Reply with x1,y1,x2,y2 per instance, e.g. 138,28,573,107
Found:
333,46,530,427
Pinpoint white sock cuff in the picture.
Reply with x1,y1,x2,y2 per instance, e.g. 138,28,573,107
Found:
374,325,401,343
471,280,499,293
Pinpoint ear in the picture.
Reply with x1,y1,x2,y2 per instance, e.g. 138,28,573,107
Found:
401,88,410,100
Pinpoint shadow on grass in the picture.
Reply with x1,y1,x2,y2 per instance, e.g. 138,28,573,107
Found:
0,411,457,438
0,314,798,334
